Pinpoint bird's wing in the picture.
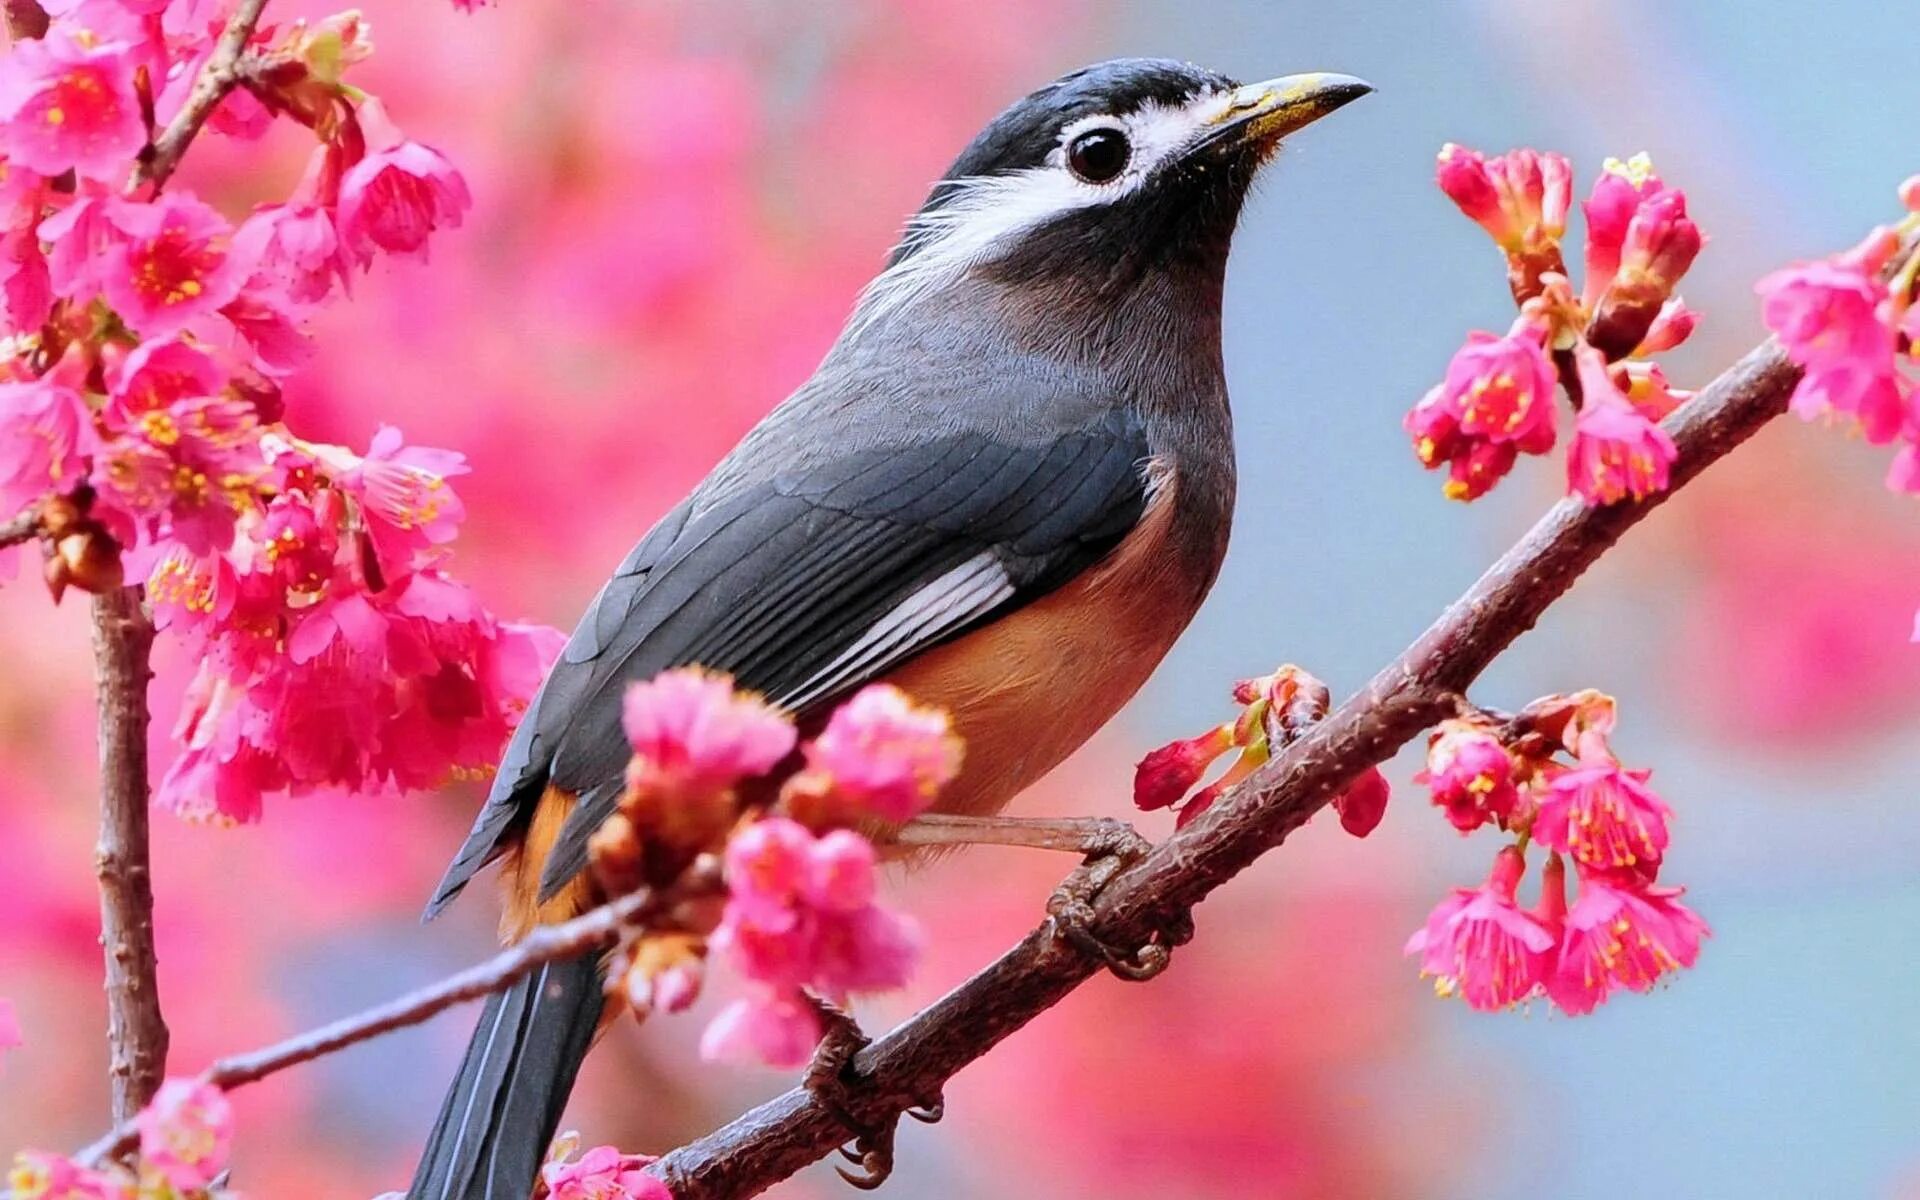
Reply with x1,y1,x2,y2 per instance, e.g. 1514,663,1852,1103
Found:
424,407,1151,916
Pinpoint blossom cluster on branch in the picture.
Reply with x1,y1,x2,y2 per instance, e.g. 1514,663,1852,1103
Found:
590,669,959,1070
1408,147,1703,504
1405,691,1707,1014
0,0,561,823
11,1077,232,1200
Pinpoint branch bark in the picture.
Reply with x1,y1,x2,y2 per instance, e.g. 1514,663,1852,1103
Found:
89,586,167,1128
647,340,1804,1197
131,0,269,192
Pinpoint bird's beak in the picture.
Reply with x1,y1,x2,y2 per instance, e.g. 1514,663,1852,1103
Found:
1203,72,1373,149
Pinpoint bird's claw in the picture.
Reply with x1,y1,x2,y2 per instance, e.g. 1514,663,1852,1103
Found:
801,995,944,1190
1044,837,1191,982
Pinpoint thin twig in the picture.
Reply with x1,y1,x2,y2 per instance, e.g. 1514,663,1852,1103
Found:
646,339,1807,1197
89,586,167,1130
76,887,663,1165
130,0,270,192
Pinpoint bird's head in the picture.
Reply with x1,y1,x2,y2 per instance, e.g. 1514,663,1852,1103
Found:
851,57,1371,337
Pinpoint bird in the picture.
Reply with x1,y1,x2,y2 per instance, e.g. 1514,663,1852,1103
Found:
406,56,1370,1200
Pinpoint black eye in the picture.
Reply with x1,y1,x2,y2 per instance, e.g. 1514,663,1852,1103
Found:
1067,127,1131,184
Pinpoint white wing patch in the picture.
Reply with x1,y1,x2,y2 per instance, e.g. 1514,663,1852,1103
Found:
848,87,1238,335
779,551,1016,710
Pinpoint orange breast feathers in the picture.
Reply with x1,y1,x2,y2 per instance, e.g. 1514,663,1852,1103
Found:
878,477,1208,819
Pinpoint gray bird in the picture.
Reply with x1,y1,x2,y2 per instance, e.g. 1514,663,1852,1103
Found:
408,56,1369,1199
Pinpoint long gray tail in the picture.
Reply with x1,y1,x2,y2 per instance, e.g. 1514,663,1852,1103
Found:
407,954,603,1200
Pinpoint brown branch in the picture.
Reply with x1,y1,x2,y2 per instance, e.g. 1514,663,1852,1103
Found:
646,338,1805,1198
2,0,47,42
130,0,270,192
89,586,167,1130
76,886,667,1165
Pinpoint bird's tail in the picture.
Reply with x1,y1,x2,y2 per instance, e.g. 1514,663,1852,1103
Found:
407,954,604,1200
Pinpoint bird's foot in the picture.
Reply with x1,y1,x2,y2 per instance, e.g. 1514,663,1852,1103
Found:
800,994,943,1190
1043,832,1192,982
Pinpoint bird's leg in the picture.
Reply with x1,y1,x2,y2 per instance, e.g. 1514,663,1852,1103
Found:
889,812,1150,859
800,993,943,1190
891,814,1189,982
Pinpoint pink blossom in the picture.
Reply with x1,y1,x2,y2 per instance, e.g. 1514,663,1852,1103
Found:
723,816,815,930
1615,189,1703,294
1901,174,1920,212
4,1151,131,1200
0,374,93,508
336,105,472,262
234,200,352,304
542,1145,670,1200
811,901,921,995
92,396,264,553
1636,298,1698,354
1620,361,1691,423
699,991,822,1070
0,222,51,334
805,828,878,912
334,424,469,569
37,188,120,303
1548,873,1709,1015
1756,257,1893,370
1534,758,1672,872
801,683,961,821
0,997,19,1054
133,1078,233,1191
1133,722,1233,811
100,192,247,338
1433,144,1571,252
1442,324,1558,453
1566,346,1678,506
1331,766,1391,838
1581,154,1665,310
1405,847,1554,1011
105,336,227,419
0,30,145,180
1419,721,1519,833
621,668,797,799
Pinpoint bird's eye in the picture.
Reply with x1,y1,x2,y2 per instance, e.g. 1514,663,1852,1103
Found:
1066,127,1131,184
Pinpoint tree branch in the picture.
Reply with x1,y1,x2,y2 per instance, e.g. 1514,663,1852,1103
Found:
131,0,269,192
76,886,668,1165
89,586,167,1130
647,339,1804,1197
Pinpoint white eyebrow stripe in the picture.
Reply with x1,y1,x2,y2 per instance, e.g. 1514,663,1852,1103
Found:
847,85,1232,336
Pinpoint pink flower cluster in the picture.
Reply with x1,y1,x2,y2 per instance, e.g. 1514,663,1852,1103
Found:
0,2,557,822
600,671,959,1070
1134,664,1390,837
1413,148,1701,505
540,1138,670,1200
1758,181,1920,491
703,819,921,1067
9,1077,234,1199
1404,693,1708,1014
